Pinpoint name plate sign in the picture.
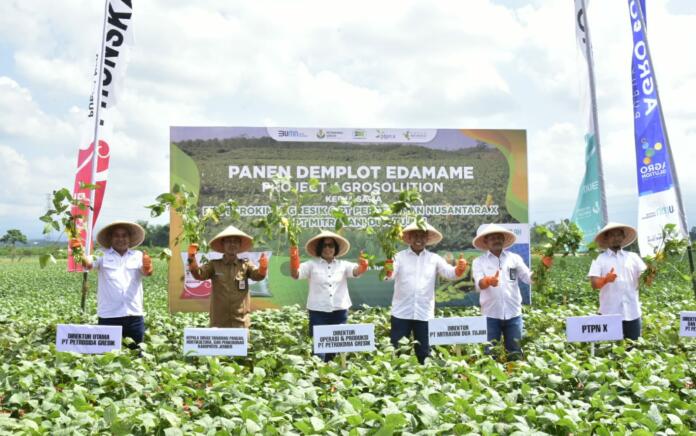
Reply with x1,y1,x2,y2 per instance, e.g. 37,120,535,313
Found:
566,314,623,343
56,324,122,354
313,324,375,353
680,311,696,337
183,328,248,356
428,316,488,345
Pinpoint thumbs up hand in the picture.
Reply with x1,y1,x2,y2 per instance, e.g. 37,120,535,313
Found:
480,270,500,289
356,251,369,275
455,254,468,277
142,251,153,275
258,252,268,277
605,267,617,283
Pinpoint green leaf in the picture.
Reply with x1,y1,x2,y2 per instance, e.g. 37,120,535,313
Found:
39,254,56,268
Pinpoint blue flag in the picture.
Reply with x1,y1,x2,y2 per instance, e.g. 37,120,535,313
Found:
628,0,689,255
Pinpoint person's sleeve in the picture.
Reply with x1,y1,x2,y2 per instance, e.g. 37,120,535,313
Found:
90,256,103,271
587,258,602,278
297,261,312,280
634,253,647,275
436,254,457,280
516,255,532,285
345,261,358,279
191,261,215,280
472,257,485,291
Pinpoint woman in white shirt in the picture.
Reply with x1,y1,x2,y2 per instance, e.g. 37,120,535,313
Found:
290,230,368,362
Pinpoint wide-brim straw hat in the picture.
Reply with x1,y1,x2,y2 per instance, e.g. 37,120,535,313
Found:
97,221,146,249
472,223,517,251
401,221,443,246
305,230,351,258
209,225,254,253
594,222,637,249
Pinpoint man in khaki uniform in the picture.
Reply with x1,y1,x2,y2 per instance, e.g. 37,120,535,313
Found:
188,225,268,328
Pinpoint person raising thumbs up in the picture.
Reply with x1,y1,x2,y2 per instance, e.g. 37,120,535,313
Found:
472,224,532,360
588,223,647,341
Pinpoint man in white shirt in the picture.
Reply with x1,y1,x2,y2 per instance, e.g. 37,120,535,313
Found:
588,222,647,340
472,224,532,360
385,222,468,364
77,221,153,349
290,230,368,362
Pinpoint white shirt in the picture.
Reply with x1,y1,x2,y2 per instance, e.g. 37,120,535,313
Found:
588,249,646,321
92,248,145,318
472,250,532,320
388,248,457,321
298,258,358,312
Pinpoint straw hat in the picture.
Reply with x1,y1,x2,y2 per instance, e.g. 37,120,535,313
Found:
97,221,145,249
401,221,443,246
305,230,351,257
209,225,254,253
594,222,637,249
472,223,517,251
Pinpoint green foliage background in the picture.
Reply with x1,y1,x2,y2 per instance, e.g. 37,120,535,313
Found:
1,256,695,434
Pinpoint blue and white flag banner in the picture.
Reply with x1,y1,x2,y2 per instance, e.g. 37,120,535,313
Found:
628,0,688,255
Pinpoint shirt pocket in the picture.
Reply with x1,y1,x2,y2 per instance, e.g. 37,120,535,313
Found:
125,257,141,271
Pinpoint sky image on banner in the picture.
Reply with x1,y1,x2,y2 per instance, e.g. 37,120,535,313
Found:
628,0,689,256
571,0,607,246
168,127,529,313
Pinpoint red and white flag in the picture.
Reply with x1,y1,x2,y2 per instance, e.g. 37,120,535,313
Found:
69,0,134,271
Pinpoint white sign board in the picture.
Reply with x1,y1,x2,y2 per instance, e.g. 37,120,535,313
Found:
566,314,623,343
313,324,375,354
183,328,248,356
428,316,488,345
680,311,696,337
56,324,122,354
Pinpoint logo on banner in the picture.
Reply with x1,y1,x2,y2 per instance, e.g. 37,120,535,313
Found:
375,129,396,140
316,129,326,139
278,129,307,138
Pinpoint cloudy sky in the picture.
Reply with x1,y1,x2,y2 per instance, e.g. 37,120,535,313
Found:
1,0,695,240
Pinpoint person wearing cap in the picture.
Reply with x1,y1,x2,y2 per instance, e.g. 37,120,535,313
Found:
74,221,153,349
289,230,369,362
472,224,532,359
384,222,468,364
187,225,268,328
588,222,647,340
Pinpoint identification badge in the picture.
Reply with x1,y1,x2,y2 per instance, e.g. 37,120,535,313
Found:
508,267,517,281
238,280,246,290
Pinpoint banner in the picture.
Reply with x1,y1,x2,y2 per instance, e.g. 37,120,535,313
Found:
168,127,529,312
628,0,689,255
571,0,607,246
69,0,134,271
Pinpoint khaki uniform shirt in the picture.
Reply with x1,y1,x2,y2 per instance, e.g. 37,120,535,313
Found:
190,255,264,328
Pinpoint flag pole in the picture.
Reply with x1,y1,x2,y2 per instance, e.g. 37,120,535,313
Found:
579,0,608,224
81,0,110,311
634,1,696,296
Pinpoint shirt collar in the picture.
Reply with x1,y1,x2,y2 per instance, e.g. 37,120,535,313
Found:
606,249,624,257
486,249,507,259
106,247,132,257
407,247,428,256
318,257,336,264
222,254,242,265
